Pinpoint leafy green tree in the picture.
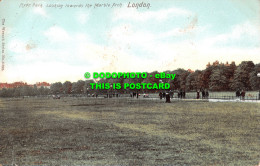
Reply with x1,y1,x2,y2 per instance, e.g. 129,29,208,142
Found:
224,61,236,90
14,87,21,97
50,82,63,94
231,61,255,90
0,88,9,97
84,80,95,94
71,80,85,94
33,85,39,96
141,71,159,93
62,81,72,94
38,86,45,95
170,69,189,90
249,63,260,90
44,88,51,95
20,86,33,96
209,66,229,91
186,70,202,91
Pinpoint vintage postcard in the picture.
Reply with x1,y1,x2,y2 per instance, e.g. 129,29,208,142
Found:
0,0,260,165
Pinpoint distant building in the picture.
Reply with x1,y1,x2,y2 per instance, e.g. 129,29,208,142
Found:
0,81,50,89
0,82,28,89
0,83,11,89
12,82,28,88
36,82,51,89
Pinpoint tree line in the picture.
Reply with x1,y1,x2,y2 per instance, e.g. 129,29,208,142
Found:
0,60,259,97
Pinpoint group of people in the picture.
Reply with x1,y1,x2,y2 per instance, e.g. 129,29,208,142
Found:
159,92,166,99
197,89,209,99
130,92,139,98
106,93,119,98
159,90,174,99
158,91,172,103
177,89,186,99
236,89,246,100
129,88,260,102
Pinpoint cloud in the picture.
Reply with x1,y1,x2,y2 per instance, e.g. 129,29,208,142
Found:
107,20,260,72
5,62,89,83
107,23,197,55
44,26,71,43
201,21,260,47
113,7,192,22
6,28,157,83
33,7,47,17
8,40,27,54
231,21,259,38
76,11,89,24
108,24,155,48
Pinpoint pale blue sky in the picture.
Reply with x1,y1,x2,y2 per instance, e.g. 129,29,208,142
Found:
0,0,260,83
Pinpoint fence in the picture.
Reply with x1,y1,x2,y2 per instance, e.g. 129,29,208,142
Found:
1,92,259,105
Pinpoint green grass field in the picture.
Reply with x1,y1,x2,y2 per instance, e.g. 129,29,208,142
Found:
0,97,259,165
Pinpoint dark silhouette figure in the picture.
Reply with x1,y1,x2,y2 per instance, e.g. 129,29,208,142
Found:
177,90,180,98
180,89,183,99
197,90,200,99
133,92,136,98
236,89,240,98
241,90,246,100
165,93,171,103
162,92,166,99
202,89,205,99
183,90,186,99
159,92,163,100
205,90,209,99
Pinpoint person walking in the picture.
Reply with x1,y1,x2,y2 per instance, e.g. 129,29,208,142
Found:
197,90,200,99
241,90,246,100
177,90,180,98
165,92,171,103
236,89,240,99
205,89,209,99
183,89,186,99
159,92,162,100
180,89,183,99
163,92,166,99
202,89,205,99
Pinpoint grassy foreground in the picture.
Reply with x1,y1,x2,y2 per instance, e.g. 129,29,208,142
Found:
0,97,259,165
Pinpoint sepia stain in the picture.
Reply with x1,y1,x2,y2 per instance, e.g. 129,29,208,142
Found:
26,43,36,51
99,51,119,72
180,15,198,34
164,58,177,69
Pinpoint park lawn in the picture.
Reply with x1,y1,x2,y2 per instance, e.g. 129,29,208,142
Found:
0,97,259,165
